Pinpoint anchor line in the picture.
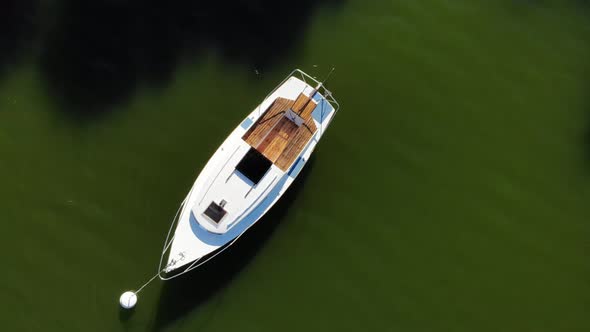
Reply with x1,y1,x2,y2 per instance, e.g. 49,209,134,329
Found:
135,252,186,294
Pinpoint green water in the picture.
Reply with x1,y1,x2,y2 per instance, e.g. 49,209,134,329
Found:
2,0,590,331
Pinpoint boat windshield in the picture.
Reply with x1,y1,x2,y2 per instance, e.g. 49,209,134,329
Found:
236,147,272,184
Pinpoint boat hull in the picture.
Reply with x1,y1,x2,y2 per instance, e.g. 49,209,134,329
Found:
159,70,338,278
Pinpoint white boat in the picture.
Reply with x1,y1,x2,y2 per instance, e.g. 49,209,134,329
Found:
158,69,339,279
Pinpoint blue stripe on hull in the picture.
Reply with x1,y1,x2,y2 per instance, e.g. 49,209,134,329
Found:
189,174,290,246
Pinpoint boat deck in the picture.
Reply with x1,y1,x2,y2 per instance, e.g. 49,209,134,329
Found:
243,93,318,171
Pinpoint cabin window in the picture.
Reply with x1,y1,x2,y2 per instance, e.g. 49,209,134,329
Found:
204,201,227,223
235,147,272,184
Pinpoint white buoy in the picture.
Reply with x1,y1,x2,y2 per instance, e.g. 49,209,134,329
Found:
119,291,138,309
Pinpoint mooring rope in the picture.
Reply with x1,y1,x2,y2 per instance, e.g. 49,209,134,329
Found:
135,251,185,294
134,271,161,295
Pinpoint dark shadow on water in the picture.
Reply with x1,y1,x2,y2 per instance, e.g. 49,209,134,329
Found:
0,0,38,78
118,306,134,322
150,157,315,332
506,0,590,18
585,107,590,167
582,72,590,167
40,0,344,120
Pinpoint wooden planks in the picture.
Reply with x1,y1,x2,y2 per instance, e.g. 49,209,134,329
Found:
243,97,292,147
292,93,311,113
242,93,320,172
300,99,318,120
292,93,319,118
274,124,313,170
259,117,299,162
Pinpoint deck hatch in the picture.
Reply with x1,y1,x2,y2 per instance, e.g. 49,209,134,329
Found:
204,201,227,223
235,147,272,184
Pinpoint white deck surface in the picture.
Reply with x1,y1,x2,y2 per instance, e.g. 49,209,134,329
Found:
163,74,337,273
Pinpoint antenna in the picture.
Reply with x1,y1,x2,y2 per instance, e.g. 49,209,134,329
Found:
312,67,335,93
294,67,335,115
321,67,336,85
